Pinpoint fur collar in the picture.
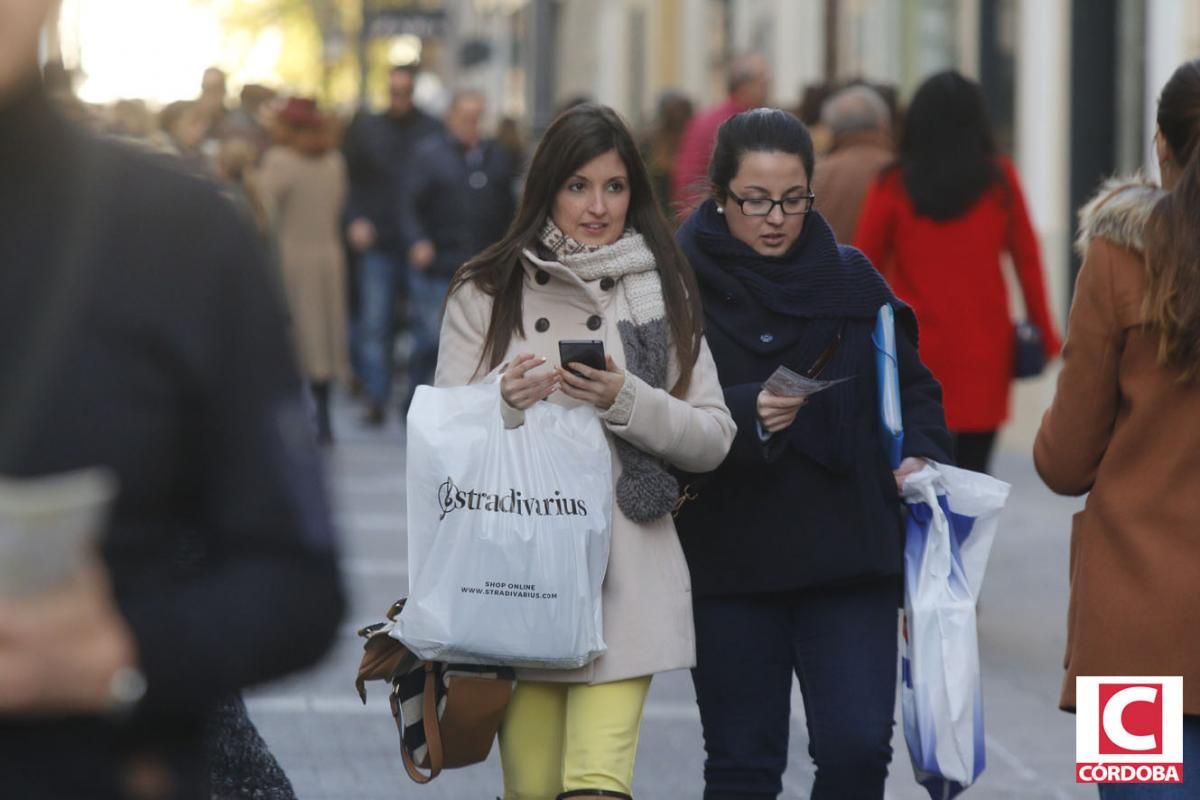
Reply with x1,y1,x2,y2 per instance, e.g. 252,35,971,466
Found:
1075,174,1165,257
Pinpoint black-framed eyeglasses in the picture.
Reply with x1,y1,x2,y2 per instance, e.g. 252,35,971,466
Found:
728,190,815,217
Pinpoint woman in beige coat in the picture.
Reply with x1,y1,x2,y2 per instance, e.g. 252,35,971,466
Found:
1035,60,1200,798
435,104,735,800
260,97,349,444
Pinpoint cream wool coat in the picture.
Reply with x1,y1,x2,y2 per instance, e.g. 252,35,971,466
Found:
259,146,349,383
434,249,736,684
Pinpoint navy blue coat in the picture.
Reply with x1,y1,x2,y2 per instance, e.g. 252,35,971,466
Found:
398,132,517,278
674,206,952,596
341,107,442,256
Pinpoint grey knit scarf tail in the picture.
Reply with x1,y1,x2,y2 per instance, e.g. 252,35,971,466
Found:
613,318,678,523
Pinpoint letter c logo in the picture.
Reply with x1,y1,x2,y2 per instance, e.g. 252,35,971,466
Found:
438,477,458,520
1103,686,1159,752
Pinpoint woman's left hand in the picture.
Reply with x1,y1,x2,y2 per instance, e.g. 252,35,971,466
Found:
893,456,929,492
556,355,625,411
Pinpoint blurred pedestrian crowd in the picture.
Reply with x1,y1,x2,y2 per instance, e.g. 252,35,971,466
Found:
41,56,962,451
5,1,1200,795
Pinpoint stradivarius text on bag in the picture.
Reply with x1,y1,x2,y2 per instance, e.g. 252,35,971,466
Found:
437,477,590,521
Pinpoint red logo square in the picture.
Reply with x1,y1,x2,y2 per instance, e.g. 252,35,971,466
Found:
1098,683,1164,756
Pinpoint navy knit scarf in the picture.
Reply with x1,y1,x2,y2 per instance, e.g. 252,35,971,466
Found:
678,200,915,473
678,200,910,333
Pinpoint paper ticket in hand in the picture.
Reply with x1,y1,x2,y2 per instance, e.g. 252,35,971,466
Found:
762,366,854,398
0,467,117,598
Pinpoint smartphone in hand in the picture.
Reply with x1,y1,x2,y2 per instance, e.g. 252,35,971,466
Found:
558,339,606,377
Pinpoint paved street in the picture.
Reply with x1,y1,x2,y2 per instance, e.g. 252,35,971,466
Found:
246,393,1091,799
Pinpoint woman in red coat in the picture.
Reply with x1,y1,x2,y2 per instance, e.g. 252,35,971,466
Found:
855,70,1061,473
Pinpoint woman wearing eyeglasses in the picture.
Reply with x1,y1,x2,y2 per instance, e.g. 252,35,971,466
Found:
673,108,952,800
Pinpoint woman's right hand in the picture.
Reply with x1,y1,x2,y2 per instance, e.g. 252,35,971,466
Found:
501,353,559,410
757,390,807,433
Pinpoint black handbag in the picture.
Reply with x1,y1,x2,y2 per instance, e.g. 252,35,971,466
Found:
1013,320,1046,379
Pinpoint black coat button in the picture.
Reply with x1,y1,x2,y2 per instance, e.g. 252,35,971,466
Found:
535,270,550,285
599,277,615,291
535,317,550,333
586,315,603,331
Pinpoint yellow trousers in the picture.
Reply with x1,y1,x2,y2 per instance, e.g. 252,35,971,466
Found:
499,676,652,800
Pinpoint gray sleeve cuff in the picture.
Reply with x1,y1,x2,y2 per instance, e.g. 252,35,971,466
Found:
600,375,637,426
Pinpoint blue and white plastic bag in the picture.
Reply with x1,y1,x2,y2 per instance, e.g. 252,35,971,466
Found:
396,382,613,669
900,462,1010,798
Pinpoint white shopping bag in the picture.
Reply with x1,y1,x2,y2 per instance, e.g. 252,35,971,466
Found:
899,462,1010,799
394,382,613,669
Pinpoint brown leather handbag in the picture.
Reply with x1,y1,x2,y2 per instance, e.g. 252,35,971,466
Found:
355,599,515,784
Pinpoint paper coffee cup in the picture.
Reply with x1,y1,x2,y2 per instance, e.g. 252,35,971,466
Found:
0,467,118,598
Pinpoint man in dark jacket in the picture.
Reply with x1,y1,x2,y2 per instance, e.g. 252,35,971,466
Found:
0,4,344,796
342,64,442,425
399,89,517,407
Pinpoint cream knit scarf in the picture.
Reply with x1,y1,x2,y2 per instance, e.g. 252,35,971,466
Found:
538,219,679,523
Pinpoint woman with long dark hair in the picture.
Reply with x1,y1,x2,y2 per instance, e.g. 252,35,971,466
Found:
436,103,735,800
855,70,1061,473
1035,60,1200,798
673,108,951,799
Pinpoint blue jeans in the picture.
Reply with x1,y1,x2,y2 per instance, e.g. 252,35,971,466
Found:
405,268,452,405
357,249,403,405
691,579,900,800
1097,715,1200,799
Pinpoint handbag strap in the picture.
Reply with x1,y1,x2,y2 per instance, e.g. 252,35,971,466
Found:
391,662,445,784
804,320,846,378
0,143,102,467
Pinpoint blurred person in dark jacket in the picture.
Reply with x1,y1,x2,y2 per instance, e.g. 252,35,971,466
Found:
160,99,211,176
108,99,163,146
399,89,517,410
0,3,344,798
810,84,893,243
197,66,229,155
341,65,442,426
220,83,278,162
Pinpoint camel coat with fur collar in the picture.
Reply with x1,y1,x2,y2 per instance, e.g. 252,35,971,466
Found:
1034,178,1200,714
434,248,736,684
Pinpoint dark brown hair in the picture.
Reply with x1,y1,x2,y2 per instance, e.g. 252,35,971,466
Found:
448,103,704,394
1145,59,1200,382
707,108,815,202
895,70,1000,221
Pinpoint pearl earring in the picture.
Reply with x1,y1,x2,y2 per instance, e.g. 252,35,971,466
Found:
716,206,725,214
